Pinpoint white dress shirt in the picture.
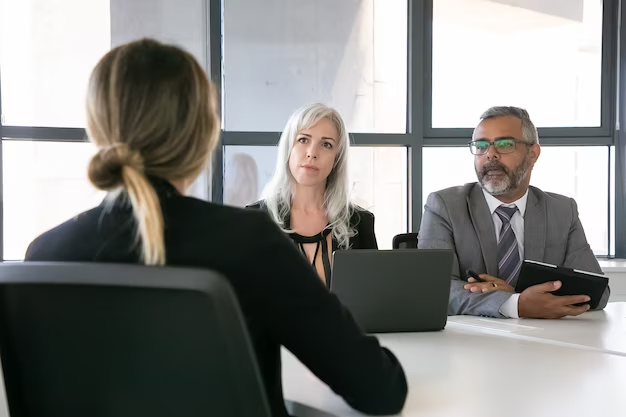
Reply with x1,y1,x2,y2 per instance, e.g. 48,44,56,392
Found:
481,189,529,318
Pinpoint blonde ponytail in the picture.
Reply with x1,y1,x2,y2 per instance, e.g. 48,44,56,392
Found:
122,167,165,265
88,144,165,266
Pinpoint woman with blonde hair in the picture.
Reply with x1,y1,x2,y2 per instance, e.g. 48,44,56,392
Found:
25,39,406,417
248,103,377,286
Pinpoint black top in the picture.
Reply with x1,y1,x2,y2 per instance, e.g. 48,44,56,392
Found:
25,177,407,417
246,201,378,287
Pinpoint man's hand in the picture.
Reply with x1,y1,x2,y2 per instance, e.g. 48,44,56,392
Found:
518,281,590,319
464,274,514,293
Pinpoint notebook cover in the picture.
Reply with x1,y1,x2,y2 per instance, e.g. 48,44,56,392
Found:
514,260,608,310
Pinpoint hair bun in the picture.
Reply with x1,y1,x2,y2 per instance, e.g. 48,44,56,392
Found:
88,143,144,190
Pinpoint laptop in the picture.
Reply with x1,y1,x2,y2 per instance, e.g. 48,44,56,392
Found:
330,249,453,333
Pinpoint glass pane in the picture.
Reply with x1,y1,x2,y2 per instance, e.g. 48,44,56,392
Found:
422,147,475,202
432,0,602,128
422,146,609,255
224,145,408,249
222,0,408,133
610,146,615,256
350,147,408,250
3,141,106,260
0,0,111,127
533,147,609,256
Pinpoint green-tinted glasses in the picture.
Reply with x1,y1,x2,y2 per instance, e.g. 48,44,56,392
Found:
468,138,531,155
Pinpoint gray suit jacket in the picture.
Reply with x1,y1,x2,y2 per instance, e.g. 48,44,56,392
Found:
418,183,610,317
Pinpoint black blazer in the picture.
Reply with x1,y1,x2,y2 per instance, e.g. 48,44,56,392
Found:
246,200,378,251
25,178,407,417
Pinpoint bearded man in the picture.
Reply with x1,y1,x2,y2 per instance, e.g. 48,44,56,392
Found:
418,106,609,318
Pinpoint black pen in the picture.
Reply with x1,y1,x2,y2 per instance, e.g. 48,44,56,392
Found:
466,269,486,282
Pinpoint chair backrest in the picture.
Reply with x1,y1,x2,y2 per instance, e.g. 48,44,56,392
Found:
392,233,419,249
0,262,271,417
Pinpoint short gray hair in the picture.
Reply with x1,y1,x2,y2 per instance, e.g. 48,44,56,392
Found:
479,106,539,145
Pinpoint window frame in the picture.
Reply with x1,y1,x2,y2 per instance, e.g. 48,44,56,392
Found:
0,0,623,260
424,0,618,142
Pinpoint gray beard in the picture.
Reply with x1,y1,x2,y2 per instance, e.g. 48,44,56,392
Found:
477,156,530,196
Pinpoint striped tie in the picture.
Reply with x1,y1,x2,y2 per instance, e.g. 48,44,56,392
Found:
495,205,522,284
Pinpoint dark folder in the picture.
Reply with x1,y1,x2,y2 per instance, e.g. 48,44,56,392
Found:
515,260,609,309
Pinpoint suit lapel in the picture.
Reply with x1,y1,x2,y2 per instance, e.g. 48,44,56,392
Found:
524,187,546,262
467,185,498,276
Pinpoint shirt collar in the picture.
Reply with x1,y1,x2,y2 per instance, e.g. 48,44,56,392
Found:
482,187,529,218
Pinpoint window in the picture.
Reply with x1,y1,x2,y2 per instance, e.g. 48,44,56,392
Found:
224,145,408,249
0,0,111,127
533,146,609,256
422,147,475,201
222,0,408,133
2,141,105,260
350,147,408,249
610,146,615,256
422,146,610,255
432,0,603,128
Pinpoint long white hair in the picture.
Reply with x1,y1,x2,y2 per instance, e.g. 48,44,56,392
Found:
261,103,355,249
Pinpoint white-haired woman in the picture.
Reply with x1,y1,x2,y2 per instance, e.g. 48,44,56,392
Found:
248,103,377,286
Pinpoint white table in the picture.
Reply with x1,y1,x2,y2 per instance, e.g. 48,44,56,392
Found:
448,301,626,356
282,324,626,417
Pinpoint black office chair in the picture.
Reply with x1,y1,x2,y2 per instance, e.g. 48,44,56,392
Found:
392,233,419,249
0,262,271,417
